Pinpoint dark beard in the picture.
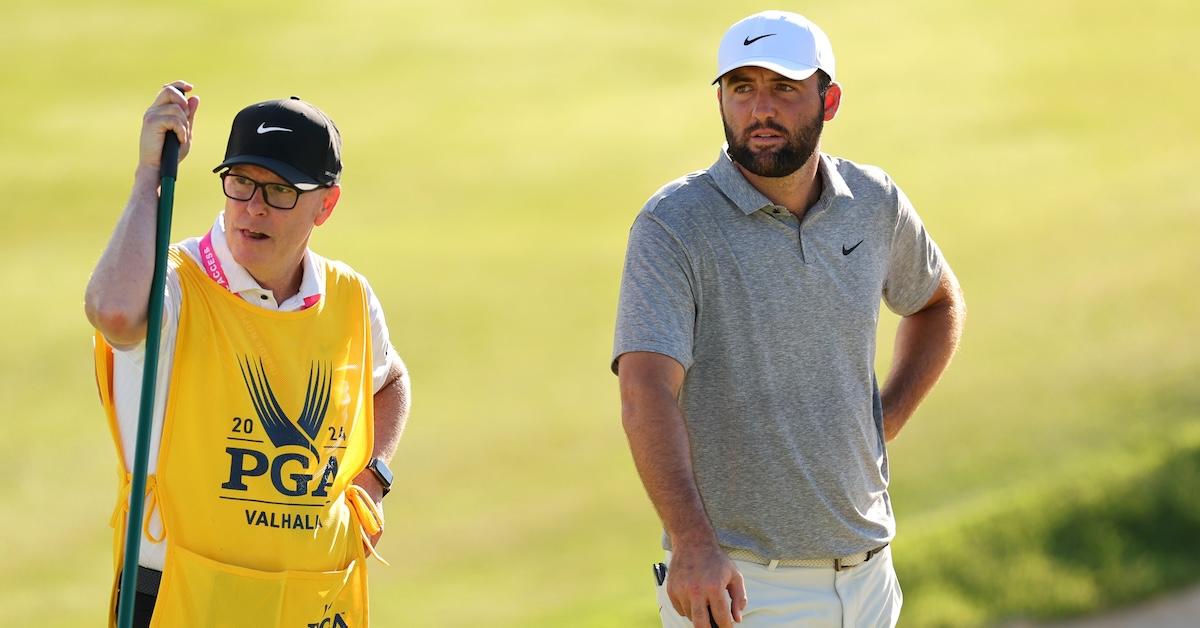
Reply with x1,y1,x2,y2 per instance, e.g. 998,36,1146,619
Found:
724,108,824,178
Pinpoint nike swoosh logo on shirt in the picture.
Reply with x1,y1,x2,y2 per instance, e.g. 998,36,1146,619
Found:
256,123,293,134
842,240,864,255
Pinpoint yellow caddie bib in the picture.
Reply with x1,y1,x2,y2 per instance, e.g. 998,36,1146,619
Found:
96,247,375,627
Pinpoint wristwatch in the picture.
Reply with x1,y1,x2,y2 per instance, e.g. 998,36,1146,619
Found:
365,458,394,497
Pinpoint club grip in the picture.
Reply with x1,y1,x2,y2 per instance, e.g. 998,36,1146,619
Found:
161,133,180,180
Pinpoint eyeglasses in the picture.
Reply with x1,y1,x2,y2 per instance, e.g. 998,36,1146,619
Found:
220,172,306,210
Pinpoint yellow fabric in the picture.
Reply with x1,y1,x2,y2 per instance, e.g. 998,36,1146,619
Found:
346,485,384,538
346,485,389,566
97,247,375,627
94,333,128,623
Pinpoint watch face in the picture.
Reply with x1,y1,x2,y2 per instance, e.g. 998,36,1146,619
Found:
370,459,394,486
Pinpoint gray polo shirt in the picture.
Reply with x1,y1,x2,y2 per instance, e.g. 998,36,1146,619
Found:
613,150,944,559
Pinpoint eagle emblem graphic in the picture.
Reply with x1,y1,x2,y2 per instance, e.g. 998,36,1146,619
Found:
238,356,332,457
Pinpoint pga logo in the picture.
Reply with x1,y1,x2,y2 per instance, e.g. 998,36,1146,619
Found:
222,447,339,497
223,358,342,498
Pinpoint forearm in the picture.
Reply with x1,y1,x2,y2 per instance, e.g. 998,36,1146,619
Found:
84,166,163,347
370,351,410,463
618,352,747,625
621,375,716,548
352,352,409,511
350,352,408,545
881,271,965,441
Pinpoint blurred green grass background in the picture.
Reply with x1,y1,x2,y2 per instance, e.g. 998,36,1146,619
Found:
1,0,1197,626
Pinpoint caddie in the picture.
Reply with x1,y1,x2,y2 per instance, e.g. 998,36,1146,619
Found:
613,12,966,628
86,80,410,627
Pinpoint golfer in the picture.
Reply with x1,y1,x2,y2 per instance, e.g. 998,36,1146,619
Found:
86,81,410,627
613,12,965,627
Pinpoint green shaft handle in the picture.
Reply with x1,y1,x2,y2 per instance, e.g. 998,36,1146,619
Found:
116,133,179,628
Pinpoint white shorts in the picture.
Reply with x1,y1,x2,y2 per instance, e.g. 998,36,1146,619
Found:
655,547,903,627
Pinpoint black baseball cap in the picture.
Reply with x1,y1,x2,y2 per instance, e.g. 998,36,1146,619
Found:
213,96,342,190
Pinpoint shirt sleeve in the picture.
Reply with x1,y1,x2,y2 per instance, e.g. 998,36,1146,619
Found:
361,276,395,394
110,266,182,475
882,184,945,316
111,266,182,361
612,212,697,374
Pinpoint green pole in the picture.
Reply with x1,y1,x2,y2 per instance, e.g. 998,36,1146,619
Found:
115,132,179,628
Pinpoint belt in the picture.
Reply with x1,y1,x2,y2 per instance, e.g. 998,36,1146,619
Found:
117,566,162,597
725,544,887,572
137,566,162,596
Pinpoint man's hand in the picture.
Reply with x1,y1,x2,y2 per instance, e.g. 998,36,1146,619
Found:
352,469,386,548
139,80,199,173
667,540,747,627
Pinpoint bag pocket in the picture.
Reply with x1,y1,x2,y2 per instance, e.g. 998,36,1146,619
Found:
152,543,365,627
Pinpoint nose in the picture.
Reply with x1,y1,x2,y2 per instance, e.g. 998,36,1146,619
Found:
246,186,269,215
750,89,778,122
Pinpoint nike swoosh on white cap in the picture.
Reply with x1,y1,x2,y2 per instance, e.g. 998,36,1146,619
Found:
256,123,293,134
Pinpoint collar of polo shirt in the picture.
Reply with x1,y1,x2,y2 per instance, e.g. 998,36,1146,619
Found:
711,149,855,216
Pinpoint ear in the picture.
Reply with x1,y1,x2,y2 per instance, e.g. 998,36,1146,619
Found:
313,184,340,227
823,82,843,122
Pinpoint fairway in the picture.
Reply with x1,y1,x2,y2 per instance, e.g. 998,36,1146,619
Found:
1,0,1197,626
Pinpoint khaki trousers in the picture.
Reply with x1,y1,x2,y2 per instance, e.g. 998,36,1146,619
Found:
656,546,903,627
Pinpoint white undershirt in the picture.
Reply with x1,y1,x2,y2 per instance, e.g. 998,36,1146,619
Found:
110,212,394,570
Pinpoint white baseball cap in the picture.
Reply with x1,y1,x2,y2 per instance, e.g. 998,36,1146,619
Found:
713,11,836,84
